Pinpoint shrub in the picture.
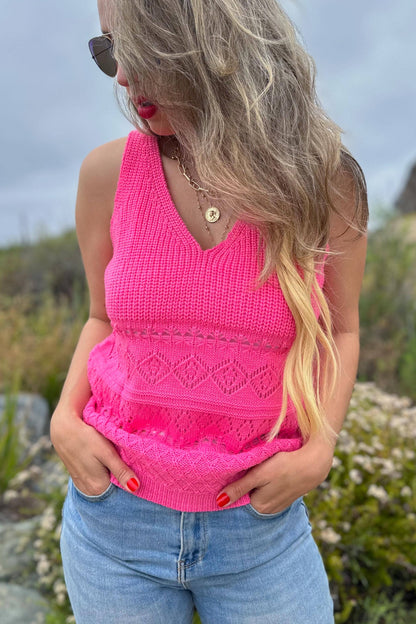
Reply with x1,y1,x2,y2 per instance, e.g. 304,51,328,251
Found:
305,382,416,623
0,293,87,410
0,229,85,303
359,215,416,401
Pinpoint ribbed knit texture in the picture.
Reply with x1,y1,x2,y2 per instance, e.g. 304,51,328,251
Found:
83,130,326,511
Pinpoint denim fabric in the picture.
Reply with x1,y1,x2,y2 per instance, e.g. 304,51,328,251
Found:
61,479,334,623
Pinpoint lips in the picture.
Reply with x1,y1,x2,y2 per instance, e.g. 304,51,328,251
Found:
136,96,158,119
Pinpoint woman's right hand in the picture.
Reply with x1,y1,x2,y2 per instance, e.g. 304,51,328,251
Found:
50,405,140,496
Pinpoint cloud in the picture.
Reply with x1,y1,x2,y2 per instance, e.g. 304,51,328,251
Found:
1,0,415,244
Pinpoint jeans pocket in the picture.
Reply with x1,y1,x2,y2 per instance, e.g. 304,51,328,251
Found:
244,500,293,520
72,479,116,502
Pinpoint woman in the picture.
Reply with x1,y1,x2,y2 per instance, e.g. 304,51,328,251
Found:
51,0,368,622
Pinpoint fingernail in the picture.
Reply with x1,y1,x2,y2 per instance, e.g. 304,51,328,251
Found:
127,478,139,492
216,492,230,508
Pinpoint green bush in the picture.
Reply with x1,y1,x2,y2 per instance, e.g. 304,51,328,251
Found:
0,229,85,303
305,382,416,623
359,215,416,401
0,293,87,410
0,230,88,410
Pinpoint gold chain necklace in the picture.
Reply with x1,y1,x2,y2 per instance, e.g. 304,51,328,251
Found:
169,145,232,243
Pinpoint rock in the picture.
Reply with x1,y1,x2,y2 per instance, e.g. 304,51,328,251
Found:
34,457,68,496
396,162,416,215
0,582,49,624
0,517,40,586
0,393,49,460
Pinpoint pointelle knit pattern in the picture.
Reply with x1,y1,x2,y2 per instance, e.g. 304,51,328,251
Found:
82,130,327,511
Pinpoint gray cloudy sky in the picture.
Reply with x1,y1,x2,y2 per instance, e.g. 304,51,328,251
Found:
1,0,415,246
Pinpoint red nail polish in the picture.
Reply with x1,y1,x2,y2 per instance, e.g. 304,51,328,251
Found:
127,477,139,492
216,493,230,508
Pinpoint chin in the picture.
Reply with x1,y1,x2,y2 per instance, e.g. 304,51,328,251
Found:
146,119,175,136
149,126,176,136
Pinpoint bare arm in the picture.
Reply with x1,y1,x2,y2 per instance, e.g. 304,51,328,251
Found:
50,137,140,496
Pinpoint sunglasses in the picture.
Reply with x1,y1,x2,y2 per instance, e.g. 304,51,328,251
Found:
88,34,117,77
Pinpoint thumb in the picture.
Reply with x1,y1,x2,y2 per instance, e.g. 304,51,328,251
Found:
104,446,140,493
216,470,260,508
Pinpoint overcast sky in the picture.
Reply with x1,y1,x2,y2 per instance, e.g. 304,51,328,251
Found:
1,0,415,246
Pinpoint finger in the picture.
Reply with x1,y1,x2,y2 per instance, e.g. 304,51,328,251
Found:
216,468,268,508
98,444,140,493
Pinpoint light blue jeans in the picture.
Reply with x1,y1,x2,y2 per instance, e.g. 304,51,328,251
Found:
61,479,334,623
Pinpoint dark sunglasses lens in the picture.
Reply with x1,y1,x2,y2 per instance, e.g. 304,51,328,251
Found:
88,37,117,77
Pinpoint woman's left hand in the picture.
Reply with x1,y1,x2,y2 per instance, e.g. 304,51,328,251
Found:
216,438,335,513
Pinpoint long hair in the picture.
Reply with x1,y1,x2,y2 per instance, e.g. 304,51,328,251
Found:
111,0,368,444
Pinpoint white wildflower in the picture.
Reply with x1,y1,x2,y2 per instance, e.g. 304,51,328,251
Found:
56,592,67,606
377,458,395,474
371,437,384,452
66,616,76,623
400,486,412,498
391,448,402,460
357,442,374,455
404,449,415,460
349,469,363,485
341,522,351,532
329,488,341,500
36,556,51,576
320,527,342,545
353,455,375,473
331,456,342,469
33,539,43,550
40,506,56,532
317,519,328,530
53,580,67,595
368,484,389,504
366,407,387,428
337,430,356,454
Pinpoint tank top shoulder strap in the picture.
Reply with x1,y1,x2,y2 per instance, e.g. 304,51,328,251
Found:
110,130,153,248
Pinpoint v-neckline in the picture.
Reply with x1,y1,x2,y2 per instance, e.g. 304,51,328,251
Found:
149,135,245,254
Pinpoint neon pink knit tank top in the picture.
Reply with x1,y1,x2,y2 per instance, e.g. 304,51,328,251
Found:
83,130,326,512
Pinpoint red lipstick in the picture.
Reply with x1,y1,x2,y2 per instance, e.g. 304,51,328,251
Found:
136,97,158,119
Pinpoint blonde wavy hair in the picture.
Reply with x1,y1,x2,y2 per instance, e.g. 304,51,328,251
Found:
110,0,368,444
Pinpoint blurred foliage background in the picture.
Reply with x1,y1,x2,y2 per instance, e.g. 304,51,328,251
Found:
0,207,415,623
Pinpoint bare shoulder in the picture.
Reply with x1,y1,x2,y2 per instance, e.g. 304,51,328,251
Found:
328,154,368,248
77,136,129,219
76,136,128,238
75,136,128,321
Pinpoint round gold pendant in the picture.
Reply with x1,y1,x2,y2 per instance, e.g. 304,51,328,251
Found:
205,206,221,223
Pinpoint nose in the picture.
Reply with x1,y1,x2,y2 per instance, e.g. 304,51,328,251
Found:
116,63,129,87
